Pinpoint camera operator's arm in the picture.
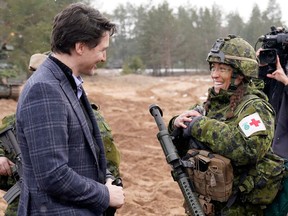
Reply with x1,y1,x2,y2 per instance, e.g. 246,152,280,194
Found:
267,55,288,85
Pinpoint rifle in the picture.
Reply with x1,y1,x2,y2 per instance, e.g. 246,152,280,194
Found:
149,104,204,216
0,126,22,204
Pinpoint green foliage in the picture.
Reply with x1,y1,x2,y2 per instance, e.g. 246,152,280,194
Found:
0,0,88,74
0,67,18,78
121,63,133,75
121,56,145,74
0,0,287,76
137,2,177,73
224,12,245,38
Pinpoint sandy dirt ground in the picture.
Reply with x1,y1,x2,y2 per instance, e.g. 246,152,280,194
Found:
0,70,212,216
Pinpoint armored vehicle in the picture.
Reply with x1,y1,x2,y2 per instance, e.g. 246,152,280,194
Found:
0,43,23,100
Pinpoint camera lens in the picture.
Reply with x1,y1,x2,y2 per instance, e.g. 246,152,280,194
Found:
259,49,277,65
266,51,276,62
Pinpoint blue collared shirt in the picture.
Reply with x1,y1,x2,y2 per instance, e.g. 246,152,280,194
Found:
72,75,83,99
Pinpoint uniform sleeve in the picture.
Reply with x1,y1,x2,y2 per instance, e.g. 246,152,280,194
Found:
168,116,177,133
189,100,275,166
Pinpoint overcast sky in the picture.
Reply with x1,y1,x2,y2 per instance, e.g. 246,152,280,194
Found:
93,0,288,26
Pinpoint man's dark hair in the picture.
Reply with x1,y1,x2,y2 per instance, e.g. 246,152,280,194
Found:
51,3,116,54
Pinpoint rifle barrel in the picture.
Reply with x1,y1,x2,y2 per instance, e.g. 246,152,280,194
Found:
149,104,205,216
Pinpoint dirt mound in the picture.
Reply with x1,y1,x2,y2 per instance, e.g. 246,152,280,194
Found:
0,70,212,216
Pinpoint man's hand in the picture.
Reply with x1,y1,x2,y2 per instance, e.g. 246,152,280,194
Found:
105,178,125,208
0,157,15,176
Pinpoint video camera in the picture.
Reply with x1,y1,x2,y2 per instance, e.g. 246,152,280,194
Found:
257,26,288,70
256,27,288,118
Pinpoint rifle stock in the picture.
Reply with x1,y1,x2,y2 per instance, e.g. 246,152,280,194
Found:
149,104,204,216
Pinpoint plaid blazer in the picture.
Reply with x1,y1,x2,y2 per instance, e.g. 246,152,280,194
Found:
16,57,109,215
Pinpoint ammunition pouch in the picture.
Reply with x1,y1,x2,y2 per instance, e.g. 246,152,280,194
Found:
183,149,234,202
183,195,215,216
198,195,214,216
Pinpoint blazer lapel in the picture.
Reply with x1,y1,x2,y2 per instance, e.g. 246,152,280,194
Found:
47,58,99,161
80,89,105,154
65,86,99,160
80,89,107,180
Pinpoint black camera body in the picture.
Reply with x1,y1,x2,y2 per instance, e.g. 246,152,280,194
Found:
258,26,288,73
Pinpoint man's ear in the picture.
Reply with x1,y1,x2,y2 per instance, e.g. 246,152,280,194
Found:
75,42,85,55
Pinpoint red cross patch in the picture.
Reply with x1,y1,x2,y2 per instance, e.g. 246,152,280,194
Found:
239,112,266,137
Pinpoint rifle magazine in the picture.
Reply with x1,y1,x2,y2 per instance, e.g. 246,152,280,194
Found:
3,181,21,204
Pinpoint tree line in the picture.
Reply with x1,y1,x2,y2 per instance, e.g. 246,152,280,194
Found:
0,0,285,76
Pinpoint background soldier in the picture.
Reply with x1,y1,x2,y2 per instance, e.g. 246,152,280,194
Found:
0,115,18,216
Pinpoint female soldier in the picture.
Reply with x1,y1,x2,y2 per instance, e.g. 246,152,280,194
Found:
168,35,285,215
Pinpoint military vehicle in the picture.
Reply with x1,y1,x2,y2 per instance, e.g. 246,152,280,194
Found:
0,43,23,100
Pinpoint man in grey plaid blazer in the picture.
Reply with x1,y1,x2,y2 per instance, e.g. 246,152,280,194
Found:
15,3,124,215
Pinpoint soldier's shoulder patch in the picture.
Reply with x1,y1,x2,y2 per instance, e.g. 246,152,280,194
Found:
238,112,266,137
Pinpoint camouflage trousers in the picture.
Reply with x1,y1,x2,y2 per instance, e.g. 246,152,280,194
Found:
213,201,264,216
264,161,288,216
4,197,19,216
184,199,264,216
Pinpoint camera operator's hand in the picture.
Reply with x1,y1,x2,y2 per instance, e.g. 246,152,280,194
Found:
267,55,288,86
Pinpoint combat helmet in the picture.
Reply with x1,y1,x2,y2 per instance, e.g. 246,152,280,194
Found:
28,53,48,72
206,34,258,79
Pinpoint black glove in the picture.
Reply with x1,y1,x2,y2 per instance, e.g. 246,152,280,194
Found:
193,105,205,115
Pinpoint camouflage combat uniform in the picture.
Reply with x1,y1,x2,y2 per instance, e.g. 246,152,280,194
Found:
187,83,283,215
92,104,121,178
169,35,286,216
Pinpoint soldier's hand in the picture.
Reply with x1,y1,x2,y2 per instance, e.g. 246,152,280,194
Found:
106,178,125,209
174,110,201,129
0,157,15,176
